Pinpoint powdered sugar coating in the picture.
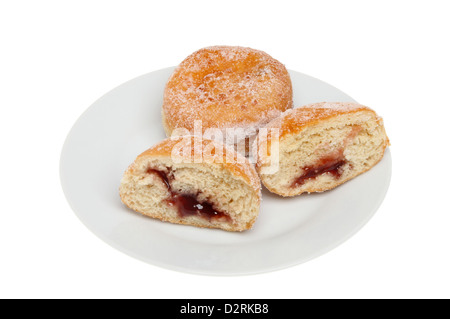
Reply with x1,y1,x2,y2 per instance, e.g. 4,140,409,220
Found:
162,46,293,144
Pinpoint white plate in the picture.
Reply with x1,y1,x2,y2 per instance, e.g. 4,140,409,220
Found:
60,67,391,276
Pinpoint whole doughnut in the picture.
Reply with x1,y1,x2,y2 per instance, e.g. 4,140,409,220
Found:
162,46,293,151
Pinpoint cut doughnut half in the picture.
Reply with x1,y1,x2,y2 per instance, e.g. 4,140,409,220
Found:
254,102,390,197
119,136,261,231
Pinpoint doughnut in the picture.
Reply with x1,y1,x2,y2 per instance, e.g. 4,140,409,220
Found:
254,102,390,197
162,46,293,154
119,135,261,231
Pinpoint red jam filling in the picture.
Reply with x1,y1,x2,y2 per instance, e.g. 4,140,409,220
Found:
146,168,231,222
291,154,347,188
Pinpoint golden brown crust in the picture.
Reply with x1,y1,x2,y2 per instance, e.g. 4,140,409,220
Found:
162,46,293,137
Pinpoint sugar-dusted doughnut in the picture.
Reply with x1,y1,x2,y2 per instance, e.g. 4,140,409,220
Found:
119,135,261,231
254,102,390,197
162,46,293,153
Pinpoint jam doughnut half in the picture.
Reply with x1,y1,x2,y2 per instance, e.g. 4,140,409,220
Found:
254,102,390,197
119,136,261,231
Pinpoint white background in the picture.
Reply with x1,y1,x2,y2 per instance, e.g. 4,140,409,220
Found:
1,1,449,299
